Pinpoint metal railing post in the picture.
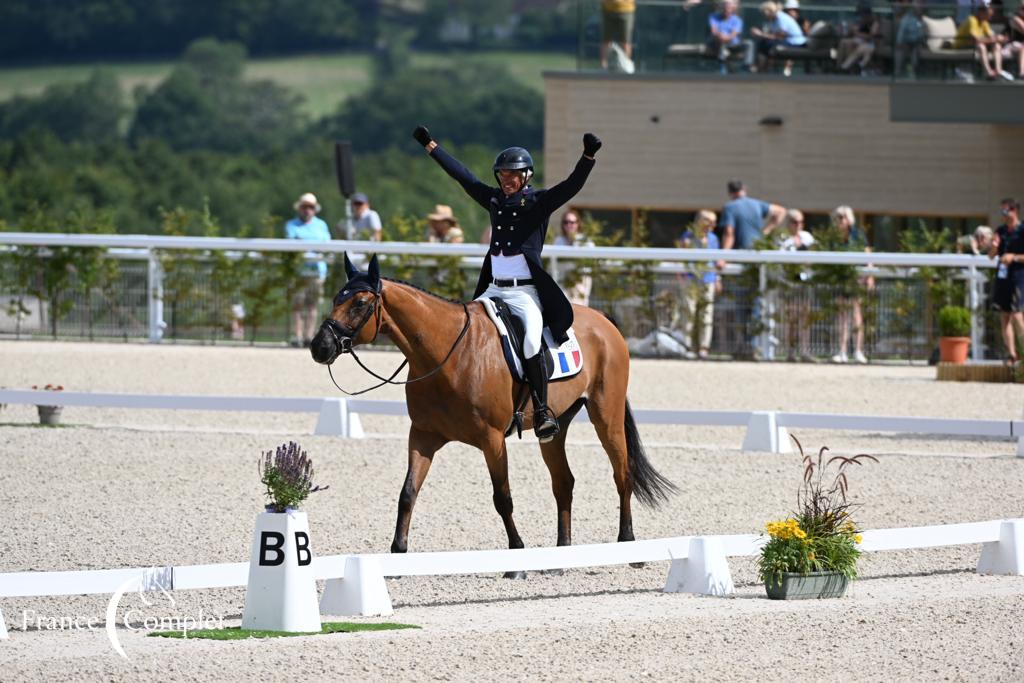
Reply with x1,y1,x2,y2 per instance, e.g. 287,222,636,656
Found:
147,250,165,343
968,264,982,361
550,254,560,285
758,263,770,360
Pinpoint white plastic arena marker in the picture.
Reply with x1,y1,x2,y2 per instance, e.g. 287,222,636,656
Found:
977,519,1024,576
314,398,350,437
319,556,393,617
241,510,322,632
741,411,790,454
663,536,734,596
0,607,8,640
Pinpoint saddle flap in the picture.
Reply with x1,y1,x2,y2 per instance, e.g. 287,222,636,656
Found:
481,298,583,383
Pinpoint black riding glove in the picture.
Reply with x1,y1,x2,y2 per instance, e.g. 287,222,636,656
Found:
413,125,433,147
583,132,602,157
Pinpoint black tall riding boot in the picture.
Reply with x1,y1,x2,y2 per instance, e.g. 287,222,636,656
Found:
524,352,559,442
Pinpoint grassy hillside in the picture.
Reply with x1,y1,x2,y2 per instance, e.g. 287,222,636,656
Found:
0,50,575,118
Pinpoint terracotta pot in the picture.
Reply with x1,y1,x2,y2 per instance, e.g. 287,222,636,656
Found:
938,337,970,364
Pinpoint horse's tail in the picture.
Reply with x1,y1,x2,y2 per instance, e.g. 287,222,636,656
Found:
625,399,678,508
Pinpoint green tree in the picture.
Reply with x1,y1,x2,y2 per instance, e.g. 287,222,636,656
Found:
0,70,123,143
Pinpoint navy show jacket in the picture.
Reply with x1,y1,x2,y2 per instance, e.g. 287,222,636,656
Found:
429,145,595,343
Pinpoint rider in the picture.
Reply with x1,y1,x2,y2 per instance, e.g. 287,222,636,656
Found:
413,124,602,442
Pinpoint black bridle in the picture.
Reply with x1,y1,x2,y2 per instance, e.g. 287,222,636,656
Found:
319,281,472,396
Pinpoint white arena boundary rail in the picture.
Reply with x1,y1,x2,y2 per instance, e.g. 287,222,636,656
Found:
1,389,1022,457
1,518,1022,637
0,232,996,359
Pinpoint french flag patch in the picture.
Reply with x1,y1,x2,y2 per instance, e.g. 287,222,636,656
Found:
545,329,583,380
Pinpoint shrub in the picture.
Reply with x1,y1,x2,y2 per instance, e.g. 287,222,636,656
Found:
259,441,329,513
937,305,971,338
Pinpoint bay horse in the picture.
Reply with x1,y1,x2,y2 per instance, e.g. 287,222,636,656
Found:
311,254,676,569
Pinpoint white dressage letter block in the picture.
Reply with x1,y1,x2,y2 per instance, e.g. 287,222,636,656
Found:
348,411,365,439
664,536,735,596
315,398,349,437
241,510,322,632
742,411,790,454
320,556,393,617
977,519,1024,576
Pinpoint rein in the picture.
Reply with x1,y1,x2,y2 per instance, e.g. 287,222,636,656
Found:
322,289,472,396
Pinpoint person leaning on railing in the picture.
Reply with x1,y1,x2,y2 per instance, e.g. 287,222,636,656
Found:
828,205,872,365
778,209,816,363
553,210,594,307
673,210,722,360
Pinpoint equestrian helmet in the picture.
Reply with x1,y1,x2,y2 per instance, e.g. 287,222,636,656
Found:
493,146,534,184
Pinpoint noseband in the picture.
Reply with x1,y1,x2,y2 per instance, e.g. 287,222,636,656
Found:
319,281,471,396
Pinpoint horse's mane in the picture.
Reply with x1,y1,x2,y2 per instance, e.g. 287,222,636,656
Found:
382,277,465,306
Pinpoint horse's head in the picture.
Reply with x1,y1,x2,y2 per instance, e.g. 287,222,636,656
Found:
310,253,382,365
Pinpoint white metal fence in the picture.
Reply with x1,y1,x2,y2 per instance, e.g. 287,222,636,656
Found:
0,232,996,361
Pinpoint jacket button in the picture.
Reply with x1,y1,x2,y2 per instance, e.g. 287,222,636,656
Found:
494,241,499,246
506,241,511,246
513,212,517,216
498,210,502,215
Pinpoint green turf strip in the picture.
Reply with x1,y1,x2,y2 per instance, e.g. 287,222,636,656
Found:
148,621,419,640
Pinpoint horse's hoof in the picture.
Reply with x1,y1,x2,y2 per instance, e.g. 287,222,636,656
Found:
503,570,528,580
541,568,565,576
629,562,646,569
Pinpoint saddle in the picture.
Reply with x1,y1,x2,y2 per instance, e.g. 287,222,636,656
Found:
480,297,583,383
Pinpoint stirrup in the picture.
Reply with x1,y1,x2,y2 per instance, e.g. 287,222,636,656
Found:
534,408,559,443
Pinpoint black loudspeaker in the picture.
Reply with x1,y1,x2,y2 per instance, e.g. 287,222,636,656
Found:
334,141,355,198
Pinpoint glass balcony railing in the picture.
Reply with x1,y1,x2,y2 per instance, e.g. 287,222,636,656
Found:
575,0,1024,83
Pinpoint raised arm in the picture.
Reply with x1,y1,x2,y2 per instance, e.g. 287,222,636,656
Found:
413,125,492,209
536,133,601,213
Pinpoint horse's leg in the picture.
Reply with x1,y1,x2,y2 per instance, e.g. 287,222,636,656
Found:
539,397,586,550
587,388,638,548
482,429,527,579
391,426,447,554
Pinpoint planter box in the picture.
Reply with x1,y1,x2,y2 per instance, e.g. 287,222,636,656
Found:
765,571,849,600
37,405,63,426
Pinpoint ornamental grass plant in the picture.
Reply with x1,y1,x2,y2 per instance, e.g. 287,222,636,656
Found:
259,441,329,513
758,436,877,588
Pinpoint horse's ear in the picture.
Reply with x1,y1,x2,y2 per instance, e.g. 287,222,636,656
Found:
343,252,358,280
367,253,380,286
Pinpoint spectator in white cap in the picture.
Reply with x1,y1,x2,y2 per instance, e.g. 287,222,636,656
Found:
285,192,331,347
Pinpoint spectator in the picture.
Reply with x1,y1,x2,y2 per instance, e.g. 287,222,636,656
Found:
895,0,926,78
837,3,882,74
1003,3,1024,80
601,0,636,71
989,198,1024,364
829,205,872,364
674,210,722,360
778,209,816,362
425,204,464,243
957,225,994,255
719,179,786,250
953,2,1013,81
553,211,594,306
285,192,331,348
720,179,785,359
783,0,811,34
707,0,754,74
349,192,382,241
750,1,806,73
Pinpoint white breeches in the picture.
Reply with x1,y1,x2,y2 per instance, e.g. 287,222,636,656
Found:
477,283,544,358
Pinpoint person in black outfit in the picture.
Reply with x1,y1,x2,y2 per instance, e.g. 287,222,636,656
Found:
989,198,1024,364
413,125,601,441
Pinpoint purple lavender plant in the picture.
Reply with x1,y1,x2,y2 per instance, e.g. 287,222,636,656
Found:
258,441,329,513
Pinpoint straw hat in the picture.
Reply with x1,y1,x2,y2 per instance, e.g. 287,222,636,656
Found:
427,204,458,225
293,192,321,213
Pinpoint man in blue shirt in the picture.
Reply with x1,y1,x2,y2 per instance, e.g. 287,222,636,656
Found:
719,179,786,250
285,192,332,347
707,0,754,73
718,180,785,359
750,0,806,71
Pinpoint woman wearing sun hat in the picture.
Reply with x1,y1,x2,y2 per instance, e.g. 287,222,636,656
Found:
285,192,332,347
425,204,465,243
